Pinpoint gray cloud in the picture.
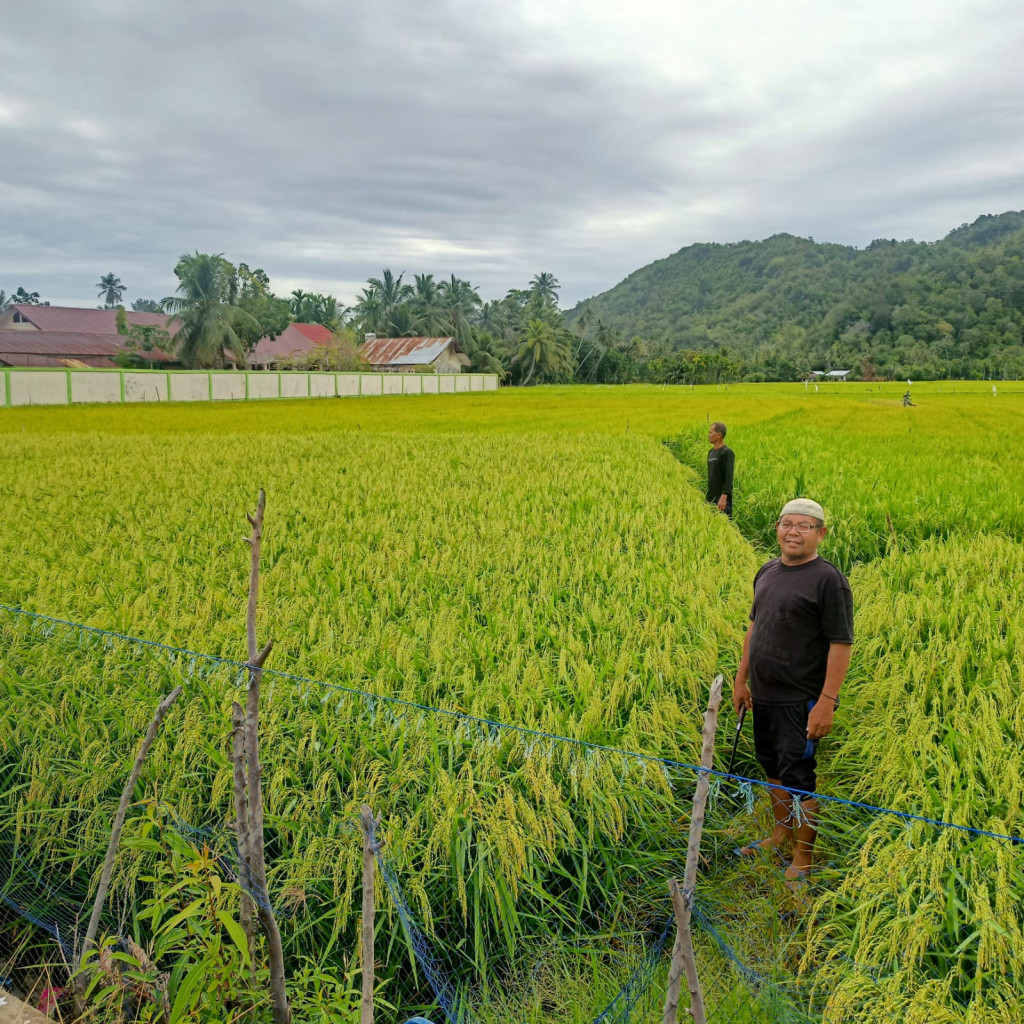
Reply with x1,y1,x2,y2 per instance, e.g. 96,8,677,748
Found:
1,0,1022,309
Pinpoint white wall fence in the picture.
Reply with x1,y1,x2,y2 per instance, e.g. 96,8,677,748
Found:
0,369,500,408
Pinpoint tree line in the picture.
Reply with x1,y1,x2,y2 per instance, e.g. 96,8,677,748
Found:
7,256,642,381
11,209,1023,380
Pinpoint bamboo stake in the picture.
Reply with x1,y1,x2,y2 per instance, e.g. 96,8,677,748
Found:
241,489,290,1024
78,686,183,981
663,674,722,1024
359,805,380,1024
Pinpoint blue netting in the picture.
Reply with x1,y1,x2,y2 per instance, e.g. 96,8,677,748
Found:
2,605,1022,1024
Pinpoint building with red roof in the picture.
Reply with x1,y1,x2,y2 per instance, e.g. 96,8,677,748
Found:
246,322,335,370
0,303,329,370
0,304,173,335
0,304,176,367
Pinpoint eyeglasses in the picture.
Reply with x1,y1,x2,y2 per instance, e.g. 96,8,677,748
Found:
776,520,820,534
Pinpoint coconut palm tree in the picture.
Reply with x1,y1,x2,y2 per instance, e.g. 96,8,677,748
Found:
387,304,418,337
368,269,413,328
0,290,11,312
515,318,572,385
529,272,560,306
438,275,481,351
354,285,385,335
467,330,507,376
164,252,258,368
311,295,345,332
96,273,125,308
411,274,448,335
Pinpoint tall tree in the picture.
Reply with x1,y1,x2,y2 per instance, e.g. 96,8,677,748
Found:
96,273,125,308
438,274,481,351
515,318,572,385
164,252,259,368
411,274,448,335
354,285,384,335
238,264,271,302
530,271,560,306
11,287,43,305
369,268,414,334
0,290,11,312
467,330,507,376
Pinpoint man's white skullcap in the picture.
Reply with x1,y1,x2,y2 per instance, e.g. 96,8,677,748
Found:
779,498,825,522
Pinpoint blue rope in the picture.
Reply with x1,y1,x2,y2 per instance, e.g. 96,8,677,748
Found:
2,602,1022,847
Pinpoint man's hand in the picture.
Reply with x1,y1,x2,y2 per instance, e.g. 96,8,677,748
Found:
733,678,752,715
717,494,729,511
807,701,835,740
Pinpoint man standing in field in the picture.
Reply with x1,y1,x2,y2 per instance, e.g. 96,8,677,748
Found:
732,498,853,886
706,422,734,516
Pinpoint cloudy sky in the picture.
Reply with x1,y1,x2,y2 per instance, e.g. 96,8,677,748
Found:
2,0,1022,309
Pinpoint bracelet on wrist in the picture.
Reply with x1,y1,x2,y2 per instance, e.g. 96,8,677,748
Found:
820,693,840,709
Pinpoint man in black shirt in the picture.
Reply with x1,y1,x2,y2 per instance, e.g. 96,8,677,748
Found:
706,422,734,516
732,498,854,885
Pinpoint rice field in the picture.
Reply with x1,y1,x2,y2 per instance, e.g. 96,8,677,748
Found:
1,381,1022,1022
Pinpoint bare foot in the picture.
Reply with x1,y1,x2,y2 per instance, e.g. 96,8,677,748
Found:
783,864,812,894
737,831,790,858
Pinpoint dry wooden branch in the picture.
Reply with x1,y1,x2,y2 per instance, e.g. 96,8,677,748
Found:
78,685,183,981
360,805,380,1024
663,674,722,1024
231,701,255,968
241,488,291,1024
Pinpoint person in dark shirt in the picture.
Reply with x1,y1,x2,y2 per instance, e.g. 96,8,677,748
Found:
706,422,734,516
731,498,853,886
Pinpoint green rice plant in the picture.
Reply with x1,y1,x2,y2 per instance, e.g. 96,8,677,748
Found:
2,382,1023,1021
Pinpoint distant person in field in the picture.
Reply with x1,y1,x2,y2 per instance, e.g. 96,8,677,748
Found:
732,498,853,888
706,422,734,517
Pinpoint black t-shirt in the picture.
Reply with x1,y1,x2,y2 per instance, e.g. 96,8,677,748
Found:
748,556,854,704
706,445,734,501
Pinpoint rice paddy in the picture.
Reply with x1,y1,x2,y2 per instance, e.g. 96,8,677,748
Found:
1,381,1022,1022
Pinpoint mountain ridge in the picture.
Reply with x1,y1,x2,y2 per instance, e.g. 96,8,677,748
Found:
567,211,1024,378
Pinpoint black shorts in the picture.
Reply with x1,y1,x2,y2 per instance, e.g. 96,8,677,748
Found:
751,700,818,794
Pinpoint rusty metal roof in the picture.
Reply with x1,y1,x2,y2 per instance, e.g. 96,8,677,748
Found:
359,336,464,366
0,330,175,362
0,330,122,356
4,304,173,335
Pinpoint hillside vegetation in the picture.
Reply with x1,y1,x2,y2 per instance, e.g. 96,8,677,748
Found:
568,212,1024,381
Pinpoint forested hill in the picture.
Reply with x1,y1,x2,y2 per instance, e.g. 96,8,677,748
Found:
567,211,1024,379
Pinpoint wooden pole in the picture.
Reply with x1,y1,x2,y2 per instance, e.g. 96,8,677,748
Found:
78,686,183,981
241,489,290,1024
359,805,380,1024
663,674,723,1024
231,701,256,969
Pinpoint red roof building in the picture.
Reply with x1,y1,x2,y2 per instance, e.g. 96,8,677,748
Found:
0,304,343,371
0,304,173,335
0,304,177,367
0,329,175,368
247,322,334,369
